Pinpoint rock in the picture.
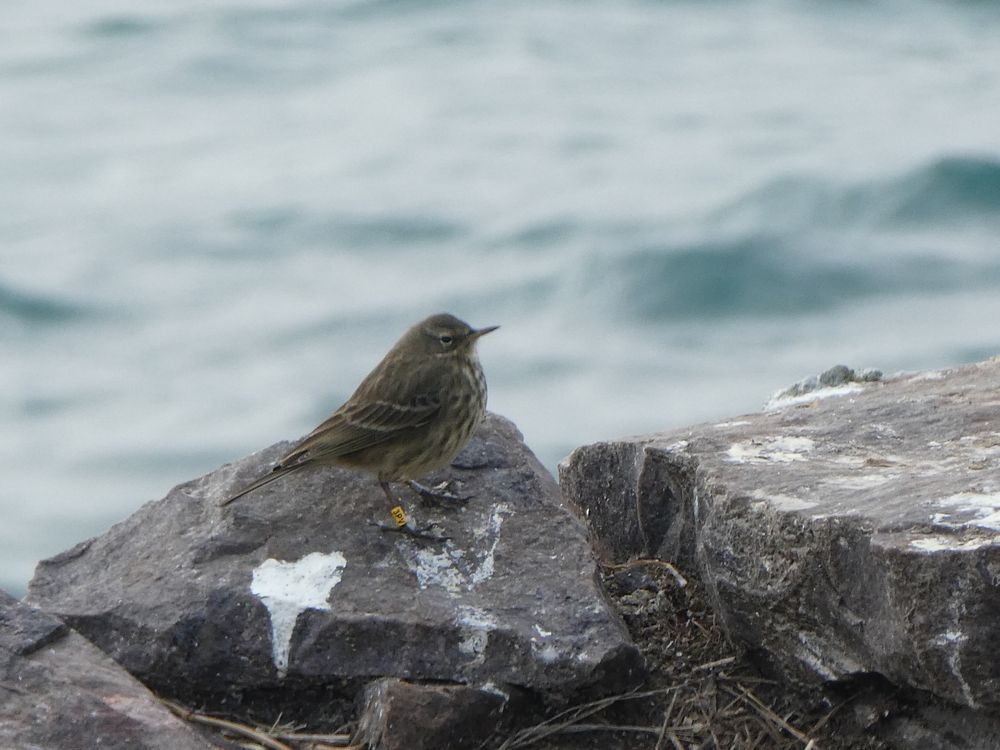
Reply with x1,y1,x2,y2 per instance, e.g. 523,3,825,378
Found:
767,363,883,406
561,361,1000,728
871,693,1000,750
0,589,214,750
26,413,641,722
0,588,67,655
356,678,512,750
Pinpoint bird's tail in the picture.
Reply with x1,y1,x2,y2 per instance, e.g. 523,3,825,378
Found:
219,463,305,506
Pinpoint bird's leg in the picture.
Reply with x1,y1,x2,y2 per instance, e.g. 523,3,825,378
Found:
407,479,471,508
373,481,450,542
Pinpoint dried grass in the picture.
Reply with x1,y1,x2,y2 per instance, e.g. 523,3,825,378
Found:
500,559,881,750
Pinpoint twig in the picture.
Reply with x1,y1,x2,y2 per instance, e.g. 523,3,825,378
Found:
720,674,778,686
545,722,704,736
688,617,712,636
725,685,815,745
497,696,622,749
497,687,685,750
806,694,853,737
710,724,721,750
268,712,287,734
271,731,354,744
654,690,680,750
161,698,296,750
695,655,737,671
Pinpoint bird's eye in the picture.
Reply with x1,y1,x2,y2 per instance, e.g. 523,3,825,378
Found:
439,335,454,345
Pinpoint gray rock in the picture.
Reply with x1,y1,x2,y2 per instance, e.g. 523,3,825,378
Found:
818,363,855,387
356,678,512,750
0,589,67,656
27,413,641,718
768,363,883,405
0,590,214,750
561,361,1000,721
875,696,1000,750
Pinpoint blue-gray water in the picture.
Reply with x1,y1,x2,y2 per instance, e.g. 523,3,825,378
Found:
3,0,1000,597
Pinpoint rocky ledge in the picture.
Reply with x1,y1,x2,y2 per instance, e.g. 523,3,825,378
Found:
561,359,1000,748
10,360,1000,749
24,412,641,749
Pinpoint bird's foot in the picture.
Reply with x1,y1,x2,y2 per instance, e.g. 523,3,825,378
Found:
369,505,450,543
408,479,470,508
370,519,450,543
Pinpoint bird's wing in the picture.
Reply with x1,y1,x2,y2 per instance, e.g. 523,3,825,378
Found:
278,361,445,467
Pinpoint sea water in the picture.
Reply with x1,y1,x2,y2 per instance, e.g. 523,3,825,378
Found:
3,0,1000,595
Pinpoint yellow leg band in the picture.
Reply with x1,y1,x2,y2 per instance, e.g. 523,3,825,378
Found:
390,505,408,528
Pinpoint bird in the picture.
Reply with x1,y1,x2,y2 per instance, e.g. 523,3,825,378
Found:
220,313,498,540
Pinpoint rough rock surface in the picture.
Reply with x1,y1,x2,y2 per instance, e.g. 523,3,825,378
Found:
356,678,513,750
560,360,1000,719
0,590,214,750
26,413,641,719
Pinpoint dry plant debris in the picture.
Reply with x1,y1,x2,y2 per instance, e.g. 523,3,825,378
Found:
503,559,888,750
161,698,357,750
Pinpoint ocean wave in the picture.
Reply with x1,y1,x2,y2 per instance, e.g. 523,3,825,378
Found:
596,236,1000,321
601,154,1000,320
80,15,166,39
226,210,466,251
878,155,1000,225
718,155,1000,232
0,282,91,325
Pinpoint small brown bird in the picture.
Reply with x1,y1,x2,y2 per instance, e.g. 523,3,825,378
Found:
221,313,497,539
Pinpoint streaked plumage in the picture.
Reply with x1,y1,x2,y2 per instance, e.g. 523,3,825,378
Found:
221,313,497,512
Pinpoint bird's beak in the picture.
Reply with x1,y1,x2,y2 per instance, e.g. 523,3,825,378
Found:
472,325,499,339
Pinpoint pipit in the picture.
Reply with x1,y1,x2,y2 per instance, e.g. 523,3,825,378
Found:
221,313,498,540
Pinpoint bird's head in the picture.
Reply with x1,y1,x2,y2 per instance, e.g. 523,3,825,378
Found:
401,313,499,356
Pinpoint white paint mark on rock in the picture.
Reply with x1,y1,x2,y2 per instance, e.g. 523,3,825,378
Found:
455,606,496,665
412,548,464,594
471,503,512,585
250,550,347,677
910,536,995,552
714,420,751,428
792,631,864,681
480,682,510,699
765,383,864,410
406,503,513,594
937,491,1000,531
909,370,947,382
523,612,564,665
533,642,561,664
933,630,965,644
726,436,815,464
932,628,978,709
